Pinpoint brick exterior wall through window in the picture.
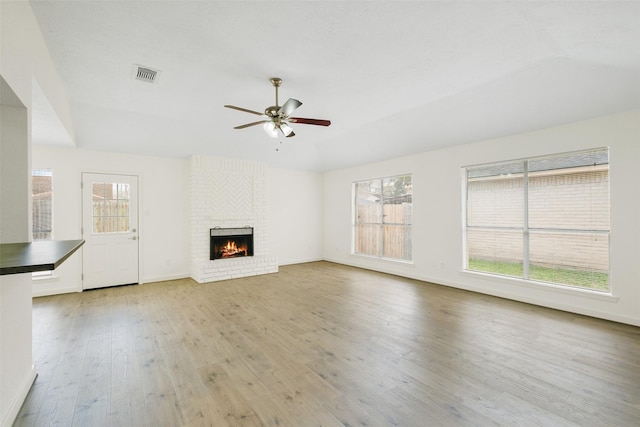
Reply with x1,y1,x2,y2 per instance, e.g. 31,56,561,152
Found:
467,168,609,273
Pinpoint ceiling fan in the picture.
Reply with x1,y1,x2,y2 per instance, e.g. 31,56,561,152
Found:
224,77,331,138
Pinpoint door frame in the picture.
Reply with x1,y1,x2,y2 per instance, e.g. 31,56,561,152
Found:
81,171,142,289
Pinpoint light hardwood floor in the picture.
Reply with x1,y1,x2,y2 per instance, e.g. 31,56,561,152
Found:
14,261,640,426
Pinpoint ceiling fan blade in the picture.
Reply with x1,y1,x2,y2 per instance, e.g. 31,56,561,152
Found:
279,122,295,138
278,98,302,117
234,120,268,129
289,117,331,127
224,105,264,116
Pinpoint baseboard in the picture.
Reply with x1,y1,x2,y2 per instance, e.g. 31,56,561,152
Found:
2,366,37,427
140,273,190,284
33,286,79,298
278,257,324,266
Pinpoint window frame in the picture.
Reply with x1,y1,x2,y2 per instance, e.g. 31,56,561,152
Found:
90,181,132,234
352,174,413,262
32,168,55,279
462,148,610,293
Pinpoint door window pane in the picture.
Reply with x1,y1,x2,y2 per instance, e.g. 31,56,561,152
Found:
92,181,131,233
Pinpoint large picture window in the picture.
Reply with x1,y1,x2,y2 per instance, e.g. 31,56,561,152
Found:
464,148,610,292
353,175,412,261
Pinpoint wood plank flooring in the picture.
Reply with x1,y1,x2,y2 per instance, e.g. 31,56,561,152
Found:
14,261,640,426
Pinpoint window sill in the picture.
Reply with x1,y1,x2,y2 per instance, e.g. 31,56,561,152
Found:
460,269,618,303
350,253,415,267
32,274,59,283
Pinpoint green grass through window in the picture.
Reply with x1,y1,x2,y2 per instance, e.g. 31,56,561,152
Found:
468,259,609,292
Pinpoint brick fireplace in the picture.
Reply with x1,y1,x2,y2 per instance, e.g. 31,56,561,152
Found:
190,155,278,282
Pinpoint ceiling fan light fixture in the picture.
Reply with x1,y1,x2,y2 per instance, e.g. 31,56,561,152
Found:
263,121,278,138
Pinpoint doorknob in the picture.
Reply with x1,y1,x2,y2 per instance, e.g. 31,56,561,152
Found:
129,236,137,240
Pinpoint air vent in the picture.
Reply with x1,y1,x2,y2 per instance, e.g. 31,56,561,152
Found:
132,64,160,84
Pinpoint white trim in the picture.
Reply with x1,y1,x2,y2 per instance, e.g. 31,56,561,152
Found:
31,271,55,280
350,252,415,267
33,286,80,298
461,146,609,170
459,269,617,302
322,257,637,326
462,148,611,293
352,174,413,262
1,366,36,427
277,256,324,267
140,273,190,284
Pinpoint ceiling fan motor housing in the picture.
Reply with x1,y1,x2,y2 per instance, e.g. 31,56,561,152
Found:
265,106,281,117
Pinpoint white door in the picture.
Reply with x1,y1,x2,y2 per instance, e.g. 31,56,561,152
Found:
82,173,139,290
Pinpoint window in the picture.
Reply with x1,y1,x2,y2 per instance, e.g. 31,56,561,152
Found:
353,174,412,261
464,148,610,292
91,182,131,233
32,169,53,240
32,169,54,279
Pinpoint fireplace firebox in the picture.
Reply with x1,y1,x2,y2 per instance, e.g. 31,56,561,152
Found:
210,227,254,260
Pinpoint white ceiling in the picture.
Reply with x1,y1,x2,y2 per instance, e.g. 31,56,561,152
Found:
29,1,640,171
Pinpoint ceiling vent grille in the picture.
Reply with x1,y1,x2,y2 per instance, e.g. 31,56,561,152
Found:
132,65,160,84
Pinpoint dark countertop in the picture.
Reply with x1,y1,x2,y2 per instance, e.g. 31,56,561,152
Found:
0,240,84,275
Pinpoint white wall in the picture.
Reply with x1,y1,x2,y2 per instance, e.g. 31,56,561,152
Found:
267,167,324,265
323,111,640,326
0,2,73,140
31,147,191,294
31,147,326,292
0,84,35,427
0,102,30,243
0,2,74,424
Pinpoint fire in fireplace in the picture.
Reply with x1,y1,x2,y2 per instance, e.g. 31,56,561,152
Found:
210,227,254,260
